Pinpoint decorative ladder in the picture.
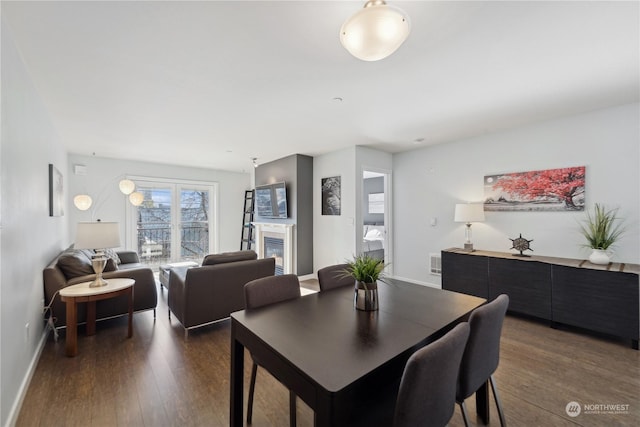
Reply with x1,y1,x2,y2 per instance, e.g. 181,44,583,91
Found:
240,190,255,250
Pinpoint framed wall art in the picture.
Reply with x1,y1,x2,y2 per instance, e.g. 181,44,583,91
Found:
49,164,64,217
321,176,341,215
484,166,585,212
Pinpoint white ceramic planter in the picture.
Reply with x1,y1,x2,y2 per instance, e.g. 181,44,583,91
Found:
589,249,610,265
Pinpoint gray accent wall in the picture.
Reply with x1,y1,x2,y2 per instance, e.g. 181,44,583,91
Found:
255,154,313,275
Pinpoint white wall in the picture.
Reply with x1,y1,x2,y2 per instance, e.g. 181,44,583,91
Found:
313,147,357,269
1,20,69,426
67,154,251,254
393,103,640,286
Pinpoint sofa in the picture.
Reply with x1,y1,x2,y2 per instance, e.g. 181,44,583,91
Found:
43,247,158,329
167,250,275,337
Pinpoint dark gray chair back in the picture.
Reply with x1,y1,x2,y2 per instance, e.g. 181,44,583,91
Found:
456,294,509,427
394,322,471,427
244,274,301,309
244,273,301,427
457,294,509,400
317,263,353,291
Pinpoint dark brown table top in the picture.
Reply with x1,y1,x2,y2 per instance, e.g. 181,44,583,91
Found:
231,279,486,394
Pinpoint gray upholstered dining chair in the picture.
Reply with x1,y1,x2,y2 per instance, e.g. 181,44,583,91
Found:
317,263,353,291
457,294,509,427
244,274,301,426
394,322,471,427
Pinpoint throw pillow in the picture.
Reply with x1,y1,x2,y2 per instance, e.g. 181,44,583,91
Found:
103,248,122,265
103,258,119,272
57,250,94,279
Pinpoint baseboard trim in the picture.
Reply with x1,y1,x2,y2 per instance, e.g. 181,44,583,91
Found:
388,275,441,289
5,327,49,427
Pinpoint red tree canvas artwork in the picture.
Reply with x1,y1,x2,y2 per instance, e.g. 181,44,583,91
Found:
484,166,585,211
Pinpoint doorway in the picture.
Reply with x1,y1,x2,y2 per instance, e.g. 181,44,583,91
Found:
361,169,392,274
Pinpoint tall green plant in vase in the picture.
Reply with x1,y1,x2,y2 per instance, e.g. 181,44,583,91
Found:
345,254,385,311
579,203,625,265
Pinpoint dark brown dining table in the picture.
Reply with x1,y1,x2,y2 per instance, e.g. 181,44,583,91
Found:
230,278,486,427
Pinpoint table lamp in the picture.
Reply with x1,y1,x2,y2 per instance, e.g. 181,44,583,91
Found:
74,221,121,287
454,203,485,252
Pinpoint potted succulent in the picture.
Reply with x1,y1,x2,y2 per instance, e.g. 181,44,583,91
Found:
579,203,625,265
345,254,385,311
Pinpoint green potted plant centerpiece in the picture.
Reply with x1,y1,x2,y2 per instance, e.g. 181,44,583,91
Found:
345,254,385,311
579,203,625,265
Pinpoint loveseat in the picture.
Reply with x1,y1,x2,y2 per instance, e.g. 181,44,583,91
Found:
167,250,275,337
43,247,158,329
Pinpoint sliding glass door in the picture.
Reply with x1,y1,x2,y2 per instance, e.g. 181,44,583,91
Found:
136,184,173,264
178,186,210,260
128,179,216,269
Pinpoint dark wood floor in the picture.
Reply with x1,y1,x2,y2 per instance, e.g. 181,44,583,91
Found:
17,280,639,426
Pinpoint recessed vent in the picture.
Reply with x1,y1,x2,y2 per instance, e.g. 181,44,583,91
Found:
429,253,442,276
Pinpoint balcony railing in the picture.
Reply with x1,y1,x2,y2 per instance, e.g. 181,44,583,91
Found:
137,222,208,270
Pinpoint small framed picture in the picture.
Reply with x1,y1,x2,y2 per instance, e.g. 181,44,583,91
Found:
49,164,64,217
321,176,341,216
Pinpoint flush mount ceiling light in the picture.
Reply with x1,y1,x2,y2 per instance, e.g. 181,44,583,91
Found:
340,0,410,61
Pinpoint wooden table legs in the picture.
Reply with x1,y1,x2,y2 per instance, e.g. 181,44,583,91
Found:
62,286,134,357
65,297,79,357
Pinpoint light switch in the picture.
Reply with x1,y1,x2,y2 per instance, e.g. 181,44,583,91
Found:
430,217,437,227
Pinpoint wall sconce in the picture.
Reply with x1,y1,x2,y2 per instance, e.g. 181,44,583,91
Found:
454,203,485,252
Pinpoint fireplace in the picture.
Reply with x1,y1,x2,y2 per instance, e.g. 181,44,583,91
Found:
264,236,285,275
252,222,295,275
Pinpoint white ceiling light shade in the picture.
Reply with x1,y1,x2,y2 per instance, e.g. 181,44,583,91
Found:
129,191,144,206
340,0,410,61
118,179,135,195
73,194,93,211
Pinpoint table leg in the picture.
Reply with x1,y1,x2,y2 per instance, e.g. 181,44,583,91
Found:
230,329,244,427
127,287,133,338
65,299,78,357
86,301,96,336
476,380,490,424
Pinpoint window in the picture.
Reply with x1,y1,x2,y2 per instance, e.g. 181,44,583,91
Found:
368,192,384,214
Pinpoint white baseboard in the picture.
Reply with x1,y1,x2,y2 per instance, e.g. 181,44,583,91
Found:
388,275,442,289
5,328,49,427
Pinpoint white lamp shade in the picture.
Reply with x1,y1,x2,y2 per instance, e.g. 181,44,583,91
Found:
73,194,93,211
129,191,144,206
75,222,121,250
454,203,486,223
340,1,410,61
118,179,136,195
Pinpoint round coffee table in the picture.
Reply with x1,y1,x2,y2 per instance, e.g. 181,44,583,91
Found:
60,278,135,357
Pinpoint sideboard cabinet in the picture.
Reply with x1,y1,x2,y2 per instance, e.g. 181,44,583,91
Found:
442,248,639,349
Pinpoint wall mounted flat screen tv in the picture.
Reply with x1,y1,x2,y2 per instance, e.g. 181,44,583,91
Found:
255,182,287,218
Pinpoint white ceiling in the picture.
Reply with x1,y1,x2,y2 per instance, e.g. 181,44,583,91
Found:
3,1,638,173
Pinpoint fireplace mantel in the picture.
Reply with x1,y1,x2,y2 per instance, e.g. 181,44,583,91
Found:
252,222,295,274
